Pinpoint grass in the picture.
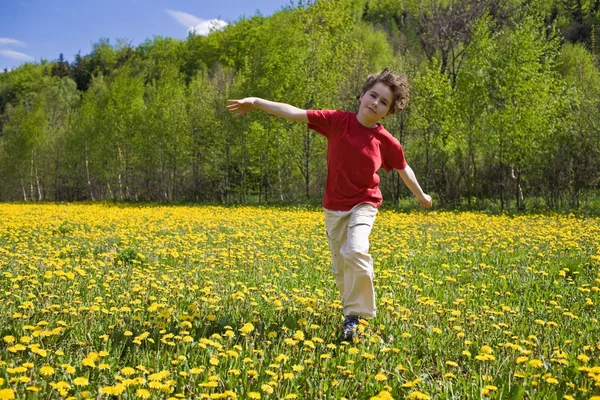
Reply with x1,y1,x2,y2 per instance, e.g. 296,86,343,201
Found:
0,203,599,399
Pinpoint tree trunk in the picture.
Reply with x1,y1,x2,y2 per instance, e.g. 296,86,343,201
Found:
117,146,124,201
85,144,95,201
107,182,114,201
21,180,28,202
125,148,130,200
35,167,42,201
30,150,35,201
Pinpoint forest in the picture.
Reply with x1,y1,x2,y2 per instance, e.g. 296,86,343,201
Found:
1,0,599,210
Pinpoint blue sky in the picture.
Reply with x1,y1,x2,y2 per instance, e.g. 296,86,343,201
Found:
1,0,294,70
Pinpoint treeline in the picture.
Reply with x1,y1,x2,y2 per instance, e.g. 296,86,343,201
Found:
1,0,599,209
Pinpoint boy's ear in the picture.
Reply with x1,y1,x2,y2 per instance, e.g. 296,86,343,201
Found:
395,98,408,111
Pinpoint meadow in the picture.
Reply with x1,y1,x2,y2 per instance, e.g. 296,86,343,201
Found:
0,204,599,399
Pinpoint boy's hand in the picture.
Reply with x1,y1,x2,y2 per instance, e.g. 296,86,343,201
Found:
418,194,432,208
227,98,258,117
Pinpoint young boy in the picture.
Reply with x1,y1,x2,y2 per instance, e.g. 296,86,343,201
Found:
227,68,432,341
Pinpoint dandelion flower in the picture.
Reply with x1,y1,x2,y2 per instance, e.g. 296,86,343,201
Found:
375,373,387,381
3,336,15,344
577,354,590,363
261,384,274,394
40,365,55,376
73,377,89,386
239,323,254,335
0,389,16,400
121,367,136,376
406,391,430,400
528,359,543,368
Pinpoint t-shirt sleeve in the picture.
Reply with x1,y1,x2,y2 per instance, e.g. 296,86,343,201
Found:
381,134,408,172
307,110,344,138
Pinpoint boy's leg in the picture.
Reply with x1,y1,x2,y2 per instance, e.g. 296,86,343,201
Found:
340,204,378,318
324,208,350,306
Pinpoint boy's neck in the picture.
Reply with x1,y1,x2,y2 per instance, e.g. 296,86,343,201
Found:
356,113,379,129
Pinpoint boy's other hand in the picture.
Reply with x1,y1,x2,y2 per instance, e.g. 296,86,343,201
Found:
418,194,432,208
226,98,258,117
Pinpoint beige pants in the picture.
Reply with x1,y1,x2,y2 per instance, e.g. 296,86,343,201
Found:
324,203,378,318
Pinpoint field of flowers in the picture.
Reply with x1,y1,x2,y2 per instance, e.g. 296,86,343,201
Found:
0,204,599,400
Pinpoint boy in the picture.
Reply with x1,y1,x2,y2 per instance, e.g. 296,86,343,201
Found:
227,68,432,341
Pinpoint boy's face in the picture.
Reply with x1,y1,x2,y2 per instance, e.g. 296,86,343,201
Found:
358,82,393,125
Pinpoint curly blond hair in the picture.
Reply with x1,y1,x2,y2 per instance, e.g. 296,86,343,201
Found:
359,67,410,115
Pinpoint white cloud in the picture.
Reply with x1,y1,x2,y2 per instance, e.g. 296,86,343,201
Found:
166,9,228,36
0,38,26,47
0,49,34,61
190,19,228,35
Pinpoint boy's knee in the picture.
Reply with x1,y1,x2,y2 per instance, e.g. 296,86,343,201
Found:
340,248,372,270
341,243,370,258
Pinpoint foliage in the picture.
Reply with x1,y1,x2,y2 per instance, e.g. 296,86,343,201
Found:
0,0,599,209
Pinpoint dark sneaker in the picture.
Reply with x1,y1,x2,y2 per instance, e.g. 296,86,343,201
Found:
340,315,360,342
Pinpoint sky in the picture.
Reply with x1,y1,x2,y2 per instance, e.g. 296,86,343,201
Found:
0,0,295,70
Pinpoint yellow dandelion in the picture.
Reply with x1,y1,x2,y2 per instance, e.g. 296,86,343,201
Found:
82,358,95,368
40,365,55,376
7,366,27,374
149,381,162,389
370,390,394,400
136,389,151,399
239,323,254,335
3,336,15,344
261,384,274,394
528,359,544,368
121,367,136,376
375,373,387,381
481,385,498,396
577,354,590,363
73,377,89,386
248,393,260,399
0,389,16,400
406,391,430,400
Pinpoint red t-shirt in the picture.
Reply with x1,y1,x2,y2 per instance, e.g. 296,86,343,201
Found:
307,110,407,211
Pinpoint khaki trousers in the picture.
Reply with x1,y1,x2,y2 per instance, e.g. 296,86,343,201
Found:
324,203,378,318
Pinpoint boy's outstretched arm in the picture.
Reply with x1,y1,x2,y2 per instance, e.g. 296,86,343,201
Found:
227,97,308,123
397,165,433,208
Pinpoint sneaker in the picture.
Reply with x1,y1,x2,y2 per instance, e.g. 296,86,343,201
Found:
340,315,360,342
